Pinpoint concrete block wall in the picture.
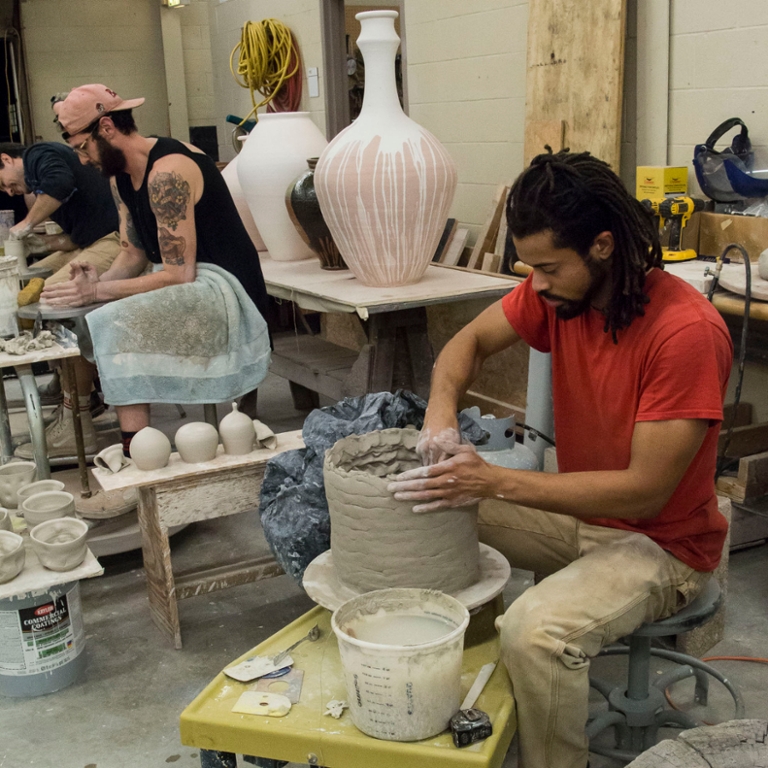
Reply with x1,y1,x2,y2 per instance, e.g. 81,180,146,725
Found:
179,0,217,128
668,0,768,194
405,0,528,231
20,0,170,142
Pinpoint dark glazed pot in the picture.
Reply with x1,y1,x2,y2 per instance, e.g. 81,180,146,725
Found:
285,158,347,270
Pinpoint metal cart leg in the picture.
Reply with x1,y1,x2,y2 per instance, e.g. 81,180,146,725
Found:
0,378,13,463
16,363,50,479
63,357,91,497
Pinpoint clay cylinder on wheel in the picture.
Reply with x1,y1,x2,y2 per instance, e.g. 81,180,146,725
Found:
323,428,479,593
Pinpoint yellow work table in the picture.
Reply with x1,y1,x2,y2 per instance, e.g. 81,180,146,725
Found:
180,604,516,768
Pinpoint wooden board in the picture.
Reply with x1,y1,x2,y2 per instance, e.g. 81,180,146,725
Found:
718,421,768,459
432,218,457,262
716,450,768,502
467,185,509,269
525,0,627,169
442,228,469,266
524,119,567,165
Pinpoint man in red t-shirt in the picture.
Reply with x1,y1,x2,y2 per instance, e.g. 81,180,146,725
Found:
388,152,732,768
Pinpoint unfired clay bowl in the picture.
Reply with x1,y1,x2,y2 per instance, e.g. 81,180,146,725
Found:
0,461,37,509
30,517,89,571
0,507,12,532
130,427,172,471
21,491,76,527
17,479,66,508
219,403,255,455
0,530,25,583
175,422,219,463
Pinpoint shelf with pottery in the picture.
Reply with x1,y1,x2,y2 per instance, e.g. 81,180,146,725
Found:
92,429,305,650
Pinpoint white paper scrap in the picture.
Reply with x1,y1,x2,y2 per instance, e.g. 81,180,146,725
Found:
223,654,294,683
323,699,348,719
232,691,292,717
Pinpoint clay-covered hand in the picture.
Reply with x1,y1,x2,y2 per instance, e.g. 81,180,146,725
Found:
41,264,98,307
416,424,464,466
388,444,495,513
9,221,32,240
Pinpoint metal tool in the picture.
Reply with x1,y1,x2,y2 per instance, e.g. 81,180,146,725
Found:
32,311,42,339
271,624,320,666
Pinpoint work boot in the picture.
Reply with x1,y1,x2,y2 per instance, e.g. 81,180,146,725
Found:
15,395,98,459
76,487,137,520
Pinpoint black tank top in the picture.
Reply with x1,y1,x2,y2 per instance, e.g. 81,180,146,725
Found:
115,137,270,326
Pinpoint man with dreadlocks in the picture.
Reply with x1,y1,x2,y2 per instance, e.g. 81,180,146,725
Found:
389,151,732,768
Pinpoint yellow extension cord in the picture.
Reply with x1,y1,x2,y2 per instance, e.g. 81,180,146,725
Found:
230,19,300,123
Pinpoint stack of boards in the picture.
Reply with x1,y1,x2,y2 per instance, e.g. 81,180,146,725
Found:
432,184,511,274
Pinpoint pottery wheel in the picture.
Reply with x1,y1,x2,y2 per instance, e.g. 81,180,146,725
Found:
302,542,511,612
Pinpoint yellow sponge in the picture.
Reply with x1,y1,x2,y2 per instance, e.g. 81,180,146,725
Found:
17,277,45,329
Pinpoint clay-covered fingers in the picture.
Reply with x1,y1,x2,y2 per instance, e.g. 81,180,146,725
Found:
416,426,464,465
68,261,98,282
41,283,87,307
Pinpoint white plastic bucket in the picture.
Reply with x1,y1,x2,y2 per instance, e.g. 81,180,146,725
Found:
331,588,470,741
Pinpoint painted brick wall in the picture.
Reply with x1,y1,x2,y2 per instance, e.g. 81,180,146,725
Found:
179,0,217,127
20,0,170,142
405,0,528,230
668,0,768,193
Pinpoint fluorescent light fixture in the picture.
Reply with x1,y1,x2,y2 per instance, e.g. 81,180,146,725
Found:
165,0,190,7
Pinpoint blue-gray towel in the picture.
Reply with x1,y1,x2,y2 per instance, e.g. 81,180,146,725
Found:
86,263,270,406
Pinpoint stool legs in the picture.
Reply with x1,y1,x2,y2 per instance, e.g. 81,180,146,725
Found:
63,357,91,497
204,403,218,429
16,363,50,478
0,378,13,462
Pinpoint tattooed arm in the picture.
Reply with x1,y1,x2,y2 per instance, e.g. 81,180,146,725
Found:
41,156,202,306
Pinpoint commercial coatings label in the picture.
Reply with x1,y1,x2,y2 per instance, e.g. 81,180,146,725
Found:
0,586,84,676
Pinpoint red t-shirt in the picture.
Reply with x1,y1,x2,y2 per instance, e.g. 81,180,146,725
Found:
501,268,732,572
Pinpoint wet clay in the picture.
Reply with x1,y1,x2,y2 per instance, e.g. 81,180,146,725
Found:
324,428,480,593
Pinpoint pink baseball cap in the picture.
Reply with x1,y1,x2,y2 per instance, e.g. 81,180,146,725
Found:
55,84,145,135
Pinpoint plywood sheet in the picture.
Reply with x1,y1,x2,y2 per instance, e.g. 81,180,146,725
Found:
525,0,627,169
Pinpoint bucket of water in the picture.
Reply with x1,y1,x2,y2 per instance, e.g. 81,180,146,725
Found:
331,587,469,741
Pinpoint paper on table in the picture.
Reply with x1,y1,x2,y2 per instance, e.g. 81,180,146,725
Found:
224,654,294,683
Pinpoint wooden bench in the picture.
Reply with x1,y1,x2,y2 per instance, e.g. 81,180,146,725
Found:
93,431,305,649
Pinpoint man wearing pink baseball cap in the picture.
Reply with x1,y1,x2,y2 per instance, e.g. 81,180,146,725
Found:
47,84,271,459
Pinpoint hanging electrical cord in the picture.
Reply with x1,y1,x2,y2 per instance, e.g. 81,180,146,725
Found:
230,19,303,123
707,243,751,480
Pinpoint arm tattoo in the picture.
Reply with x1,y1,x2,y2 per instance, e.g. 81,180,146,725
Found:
125,211,144,250
148,171,190,230
158,227,186,266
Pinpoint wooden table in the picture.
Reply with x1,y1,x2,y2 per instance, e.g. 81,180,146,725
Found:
261,258,520,402
93,431,305,649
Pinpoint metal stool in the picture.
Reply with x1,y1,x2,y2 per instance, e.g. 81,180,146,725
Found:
587,579,744,762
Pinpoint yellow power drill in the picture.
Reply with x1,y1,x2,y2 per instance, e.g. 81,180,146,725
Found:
641,196,705,262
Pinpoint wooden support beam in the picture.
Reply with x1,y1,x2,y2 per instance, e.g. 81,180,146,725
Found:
716,450,768,503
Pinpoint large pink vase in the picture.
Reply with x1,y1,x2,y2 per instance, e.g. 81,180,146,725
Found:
314,11,458,287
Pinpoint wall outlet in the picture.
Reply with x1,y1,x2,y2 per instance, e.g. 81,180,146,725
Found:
307,67,319,98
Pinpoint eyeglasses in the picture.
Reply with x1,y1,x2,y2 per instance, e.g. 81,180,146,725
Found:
60,118,102,152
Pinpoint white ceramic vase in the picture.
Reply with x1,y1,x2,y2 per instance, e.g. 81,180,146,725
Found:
30,517,89,572
0,530,25,583
0,461,37,509
219,403,256,455
130,427,172,471
21,491,76,527
237,112,329,261
221,151,267,252
315,11,458,287
175,422,219,463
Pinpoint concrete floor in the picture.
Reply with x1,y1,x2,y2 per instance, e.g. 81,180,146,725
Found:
1,373,767,768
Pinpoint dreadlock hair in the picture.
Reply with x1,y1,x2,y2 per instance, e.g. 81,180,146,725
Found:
507,150,662,342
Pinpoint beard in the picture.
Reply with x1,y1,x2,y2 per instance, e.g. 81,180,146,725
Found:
95,134,127,176
539,254,611,320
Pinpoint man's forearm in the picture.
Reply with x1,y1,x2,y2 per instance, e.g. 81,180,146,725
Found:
94,269,186,301
18,194,63,230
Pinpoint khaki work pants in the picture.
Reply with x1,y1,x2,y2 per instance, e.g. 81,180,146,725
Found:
478,500,709,768
37,232,120,287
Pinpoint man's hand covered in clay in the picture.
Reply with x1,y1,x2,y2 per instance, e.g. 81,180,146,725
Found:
388,440,494,514
9,221,32,240
41,261,99,307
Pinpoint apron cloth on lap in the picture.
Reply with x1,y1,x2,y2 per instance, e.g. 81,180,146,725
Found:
86,263,270,406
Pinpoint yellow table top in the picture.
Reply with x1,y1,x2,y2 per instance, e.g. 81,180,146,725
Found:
180,606,516,768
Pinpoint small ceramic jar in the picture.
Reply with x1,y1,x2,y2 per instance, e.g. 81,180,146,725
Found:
129,428,172,471
21,491,76,528
17,479,66,509
0,530,25,583
0,461,37,509
175,422,220,463
219,403,256,455
30,518,89,572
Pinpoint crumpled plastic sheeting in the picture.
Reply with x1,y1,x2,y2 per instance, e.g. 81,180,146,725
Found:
258,390,486,584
